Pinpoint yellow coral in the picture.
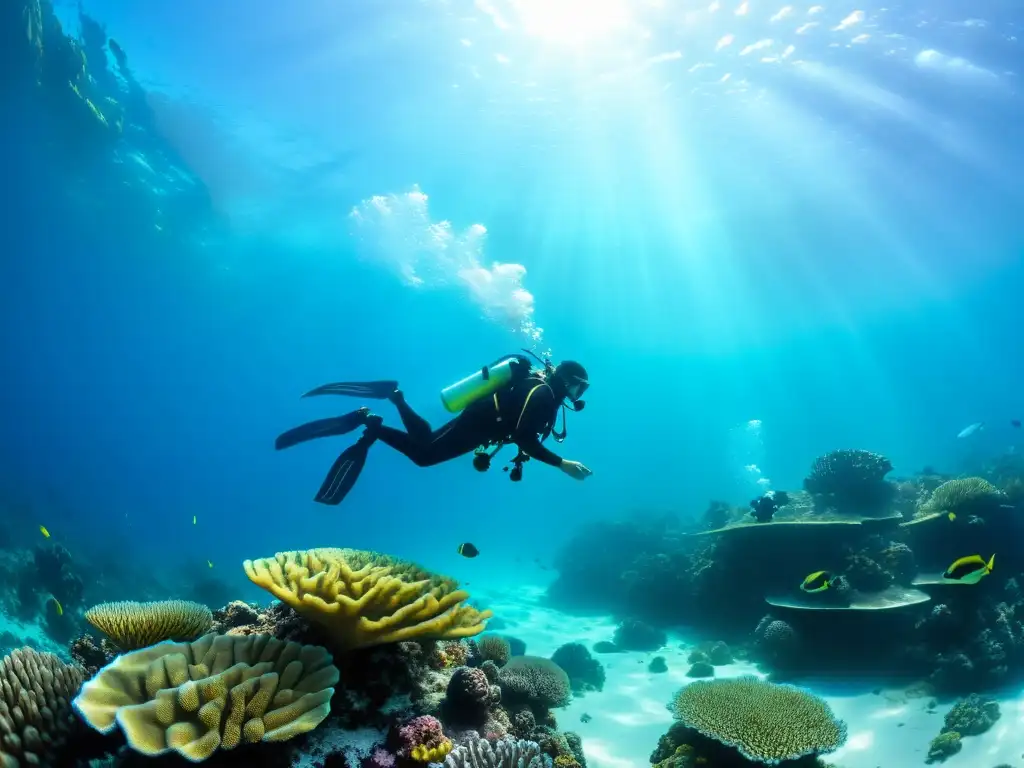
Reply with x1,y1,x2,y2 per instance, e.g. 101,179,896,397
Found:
85,599,213,650
243,548,492,650
72,633,338,761
411,738,453,762
554,755,582,768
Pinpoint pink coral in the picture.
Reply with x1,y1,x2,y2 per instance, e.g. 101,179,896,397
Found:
396,715,447,758
362,747,396,768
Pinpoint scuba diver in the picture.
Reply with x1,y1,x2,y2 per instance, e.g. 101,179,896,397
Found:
275,351,592,505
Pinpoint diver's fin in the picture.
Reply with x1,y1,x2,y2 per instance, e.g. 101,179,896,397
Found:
275,409,369,451
314,433,376,505
302,380,399,399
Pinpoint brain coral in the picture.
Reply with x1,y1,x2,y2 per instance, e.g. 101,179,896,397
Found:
498,656,571,710
671,676,847,763
0,648,86,768
84,599,213,650
243,548,491,650
72,633,338,762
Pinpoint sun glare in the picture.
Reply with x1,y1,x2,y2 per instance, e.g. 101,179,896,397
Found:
510,0,632,45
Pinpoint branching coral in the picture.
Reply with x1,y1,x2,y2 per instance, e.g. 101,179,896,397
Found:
84,599,213,650
243,548,491,650
0,648,86,767
72,633,338,761
670,676,847,763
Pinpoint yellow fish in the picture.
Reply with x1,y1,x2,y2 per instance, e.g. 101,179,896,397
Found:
39,525,50,538
943,554,994,585
800,570,835,594
193,515,197,525
49,596,63,617
207,560,214,569
948,512,956,522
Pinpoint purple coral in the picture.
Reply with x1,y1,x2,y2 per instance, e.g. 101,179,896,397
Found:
396,715,447,758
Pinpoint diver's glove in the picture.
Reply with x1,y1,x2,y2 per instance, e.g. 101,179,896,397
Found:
559,460,593,480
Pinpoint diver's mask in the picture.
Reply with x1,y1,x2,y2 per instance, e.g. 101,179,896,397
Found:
553,360,589,411
565,377,588,410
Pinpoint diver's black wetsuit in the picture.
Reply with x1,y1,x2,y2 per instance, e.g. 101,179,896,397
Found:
375,376,564,467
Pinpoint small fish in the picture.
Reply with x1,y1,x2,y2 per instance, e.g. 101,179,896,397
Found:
1012,419,1021,429
957,422,984,439
192,515,197,525
39,525,50,539
49,596,63,616
457,542,479,558
207,560,214,569
580,712,592,723
948,512,956,522
943,554,995,584
800,570,836,594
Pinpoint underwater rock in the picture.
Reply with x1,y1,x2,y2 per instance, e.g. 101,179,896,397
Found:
506,636,527,657
550,642,605,693
591,641,621,654
701,641,733,666
612,619,666,651
843,553,894,592
648,656,668,674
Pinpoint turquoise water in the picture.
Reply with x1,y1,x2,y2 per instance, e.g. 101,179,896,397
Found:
4,0,1023,661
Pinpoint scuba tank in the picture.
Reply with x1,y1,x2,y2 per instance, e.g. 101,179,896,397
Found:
440,354,531,413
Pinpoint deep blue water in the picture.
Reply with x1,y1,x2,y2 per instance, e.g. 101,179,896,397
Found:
2,0,1022,603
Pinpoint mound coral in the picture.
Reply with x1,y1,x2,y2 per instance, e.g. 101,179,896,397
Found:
396,715,452,762
942,693,1000,736
476,635,512,667
444,666,497,723
243,548,491,650
441,737,549,768
803,449,895,513
612,619,666,651
0,648,86,768
670,676,847,763
84,599,213,650
499,656,571,710
72,633,338,761
920,477,1004,517
550,643,604,693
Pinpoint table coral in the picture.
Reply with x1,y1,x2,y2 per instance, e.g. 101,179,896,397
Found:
243,548,491,651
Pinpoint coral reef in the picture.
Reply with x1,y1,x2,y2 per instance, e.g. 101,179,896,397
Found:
72,633,339,760
243,548,492,650
668,677,847,763
549,644,604,694
84,599,213,649
0,647,86,767
649,656,668,673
